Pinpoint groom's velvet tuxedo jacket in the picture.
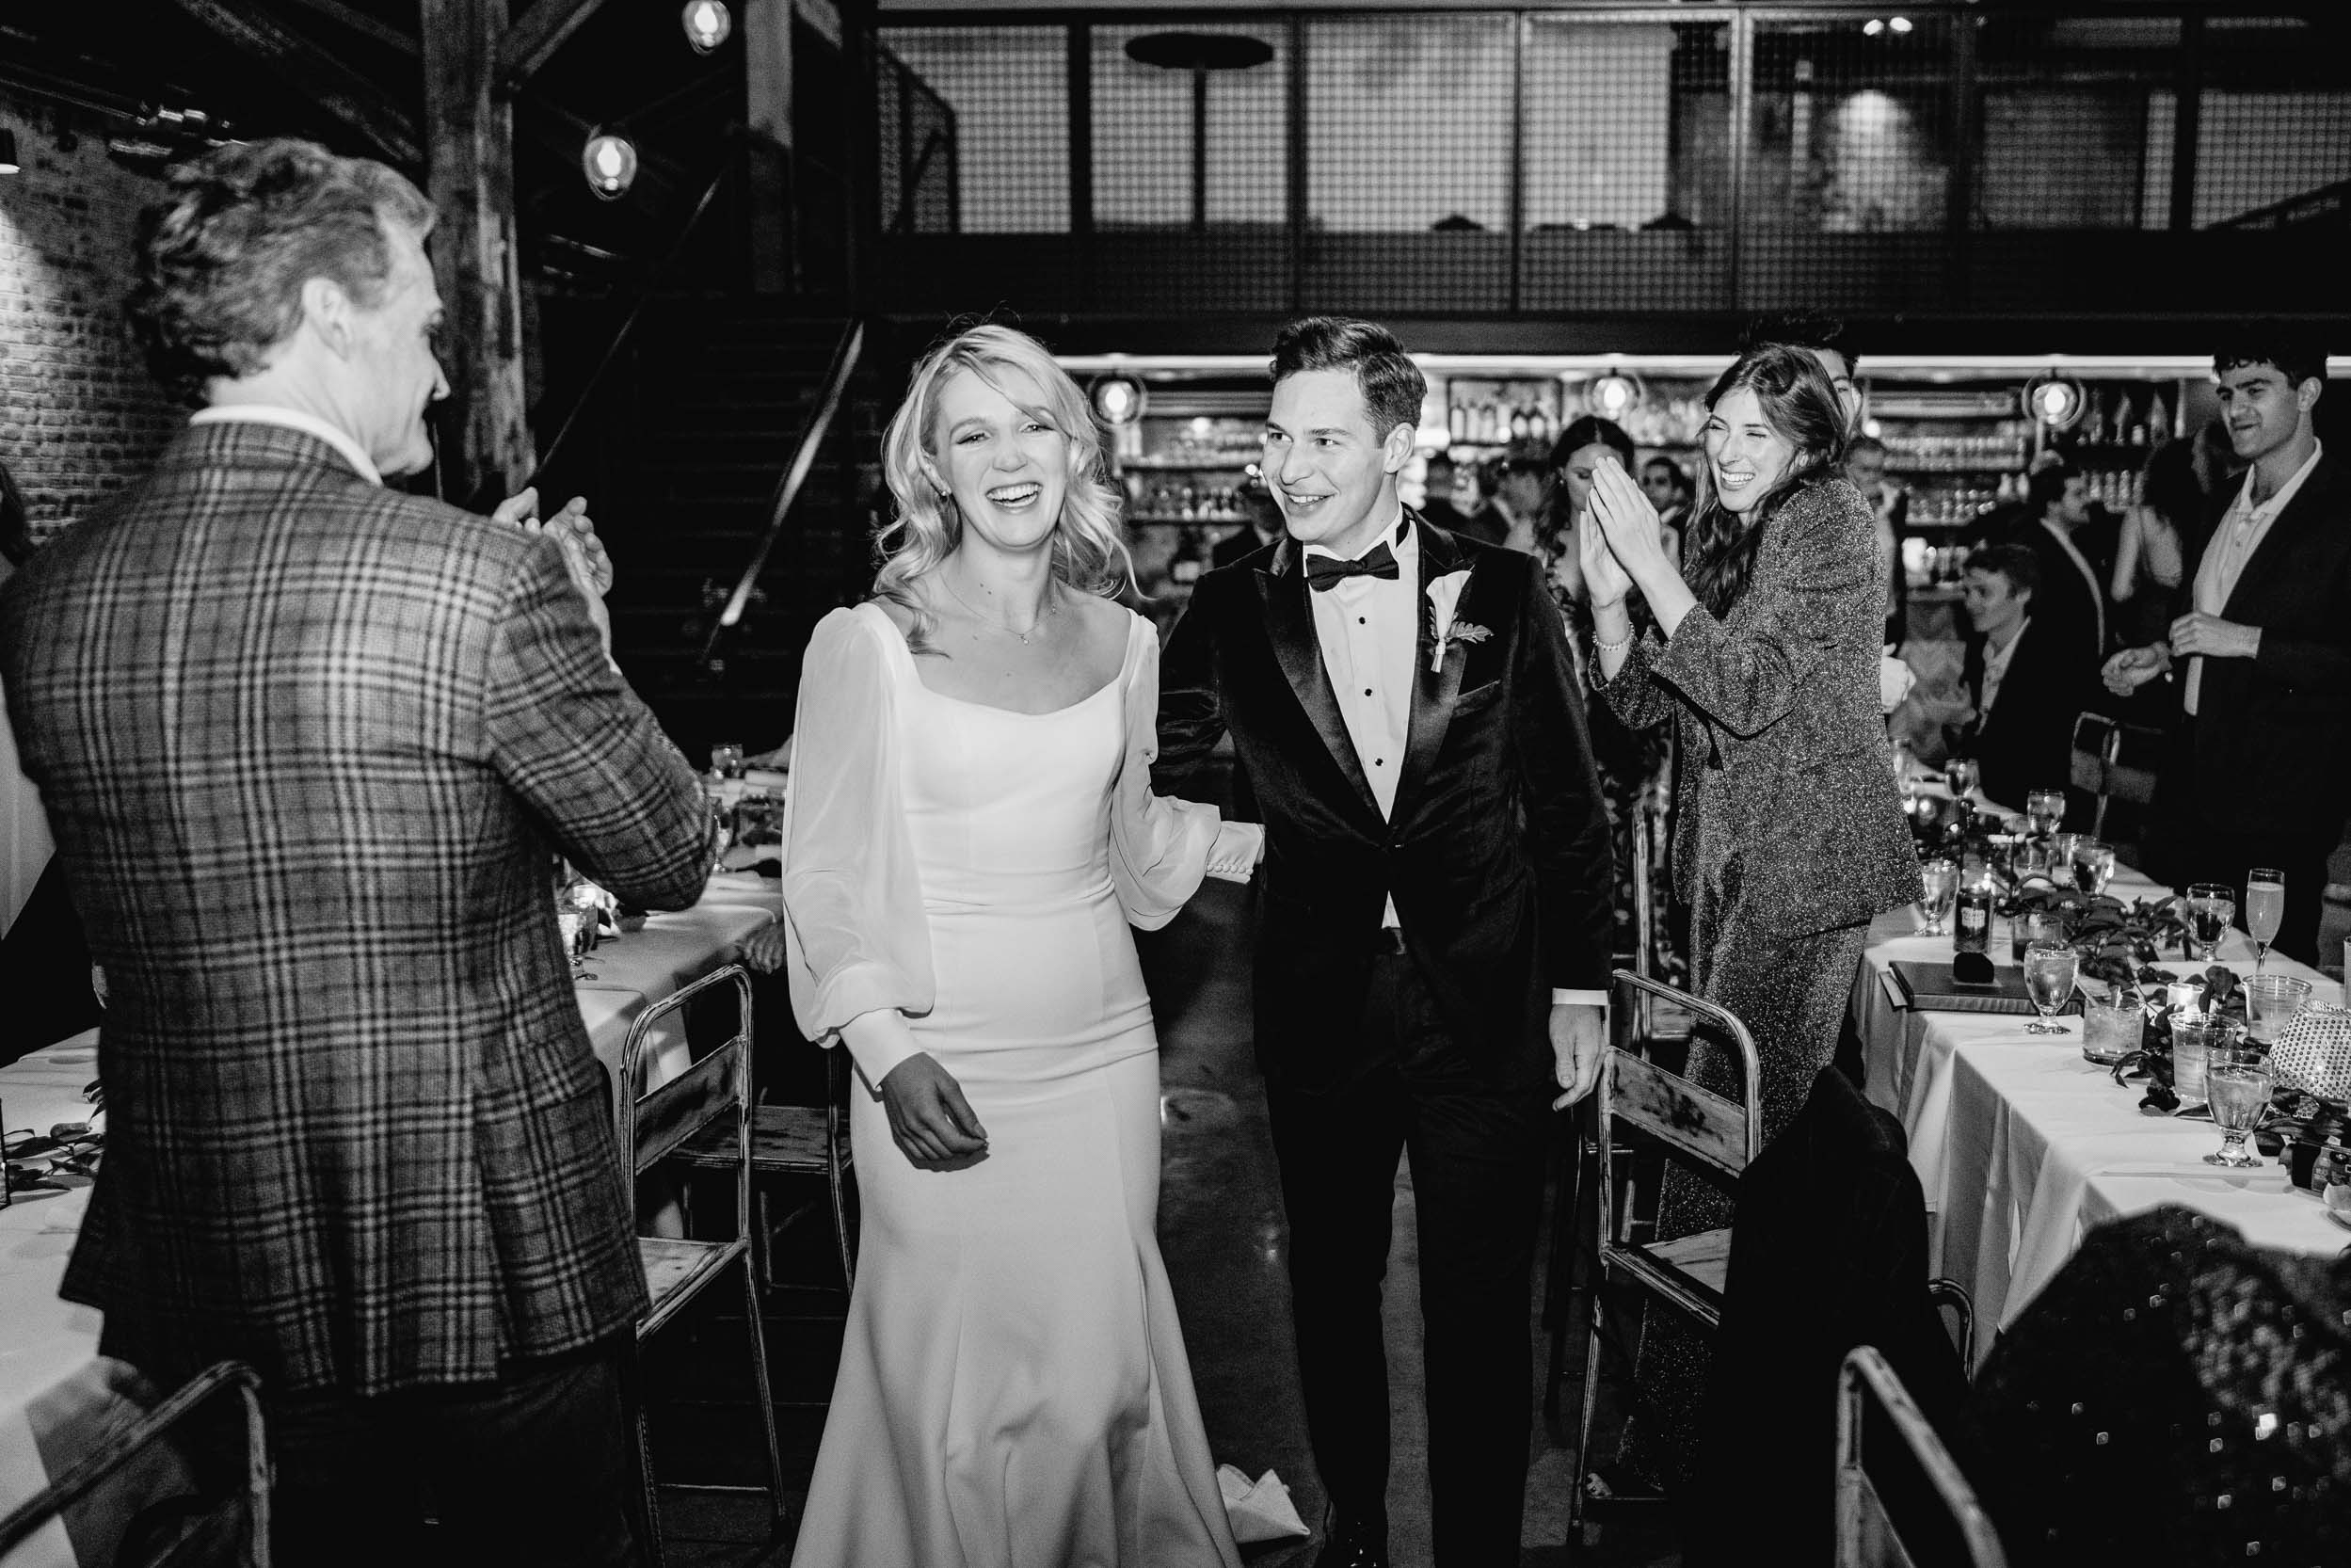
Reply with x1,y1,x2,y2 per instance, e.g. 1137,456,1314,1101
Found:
1154,512,1615,1089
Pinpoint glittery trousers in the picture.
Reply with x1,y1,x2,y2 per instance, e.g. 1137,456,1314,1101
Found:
1617,909,1872,1492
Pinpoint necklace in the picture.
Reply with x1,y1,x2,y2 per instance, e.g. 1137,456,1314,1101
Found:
939,572,1054,645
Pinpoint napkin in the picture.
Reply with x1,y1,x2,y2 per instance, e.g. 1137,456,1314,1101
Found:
1217,1464,1309,1544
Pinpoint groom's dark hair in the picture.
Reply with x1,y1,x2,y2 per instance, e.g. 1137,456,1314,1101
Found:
1271,316,1427,445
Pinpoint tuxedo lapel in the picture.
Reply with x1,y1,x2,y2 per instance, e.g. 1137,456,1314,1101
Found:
1391,518,1468,824
1255,539,1380,818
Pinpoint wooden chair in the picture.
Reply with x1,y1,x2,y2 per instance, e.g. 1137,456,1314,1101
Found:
0,1360,269,1567
1569,968,1760,1534
617,966,786,1561
1836,1346,2008,1568
678,1045,856,1290
2069,711,2163,842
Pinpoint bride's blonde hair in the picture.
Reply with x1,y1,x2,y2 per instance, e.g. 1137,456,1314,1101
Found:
872,323,1132,648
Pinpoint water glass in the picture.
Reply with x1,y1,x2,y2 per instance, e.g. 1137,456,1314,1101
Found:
2246,868,2284,975
2184,883,2236,962
2010,909,2066,962
2081,987,2142,1065
2070,840,2116,897
1916,857,1959,936
2024,787,2066,840
2170,1013,2236,1105
1945,756,1979,800
2023,942,2079,1032
710,741,746,780
2244,974,2312,1046
2203,1036,2276,1169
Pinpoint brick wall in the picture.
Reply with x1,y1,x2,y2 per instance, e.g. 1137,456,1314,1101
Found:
0,88,182,545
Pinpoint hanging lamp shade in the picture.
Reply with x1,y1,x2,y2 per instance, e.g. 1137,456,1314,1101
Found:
582,130,638,200
681,1,732,54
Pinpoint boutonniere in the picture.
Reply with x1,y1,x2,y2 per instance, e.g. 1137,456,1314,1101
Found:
1425,568,1487,672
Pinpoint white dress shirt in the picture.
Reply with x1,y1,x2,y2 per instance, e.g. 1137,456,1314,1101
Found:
2185,440,2323,716
1303,508,1601,1012
190,405,383,486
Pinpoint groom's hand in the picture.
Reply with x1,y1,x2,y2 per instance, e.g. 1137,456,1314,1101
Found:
1548,1002,1606,1111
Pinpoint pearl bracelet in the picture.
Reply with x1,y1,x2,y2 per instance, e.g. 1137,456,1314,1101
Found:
1592,630,1635,657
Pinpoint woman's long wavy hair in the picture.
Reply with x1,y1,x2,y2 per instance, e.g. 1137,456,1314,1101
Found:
872,324,1132,649
1682,344,1850,618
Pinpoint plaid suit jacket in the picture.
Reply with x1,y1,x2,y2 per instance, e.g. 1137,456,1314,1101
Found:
0,422,712,1396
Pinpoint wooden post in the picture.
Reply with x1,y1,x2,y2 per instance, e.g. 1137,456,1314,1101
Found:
422,0,534,506
745,0,797,294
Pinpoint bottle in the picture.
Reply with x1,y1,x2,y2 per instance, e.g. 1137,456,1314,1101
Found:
1954,880,1994,956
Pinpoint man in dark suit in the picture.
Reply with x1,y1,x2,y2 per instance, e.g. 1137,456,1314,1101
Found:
0,139,712,1563
1416,449,1472,535
2104,331,2346,963
1959,544,2088,823
1212,472,1287,569
1156,317,1615,1568
2009,456,2111,671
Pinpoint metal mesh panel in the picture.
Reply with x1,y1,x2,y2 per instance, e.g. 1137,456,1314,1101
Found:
1524,16,1730,312
2194,15,2351,229
876,45,958,235
1303,13,1515,312
1742,14,1954,310
1971,15,2180,232
1092,23,1286,229
878,26,1067,232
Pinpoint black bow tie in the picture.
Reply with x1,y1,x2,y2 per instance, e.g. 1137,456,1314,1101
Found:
1305,542,1400,592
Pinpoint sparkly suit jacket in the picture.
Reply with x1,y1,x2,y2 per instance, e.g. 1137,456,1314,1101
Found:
1153,513,1615,1091
0,422,712,1396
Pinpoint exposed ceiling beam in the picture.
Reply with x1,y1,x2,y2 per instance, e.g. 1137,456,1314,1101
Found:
499,0,613,93
275,0,419,56
161,0,422,166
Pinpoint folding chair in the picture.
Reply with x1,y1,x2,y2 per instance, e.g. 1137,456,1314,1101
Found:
2069,711,2162,843
1835,1346,2008,1568
617,966,786,1562
1569,968,1759,1535
0,1360,269,1567
678,1045,856,1290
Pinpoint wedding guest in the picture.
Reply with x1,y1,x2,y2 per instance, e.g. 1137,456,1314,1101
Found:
1845,434,1910,645
1156,316,1614,1568
2103,329,2346,964
2010,457,2112,660
2109,440,2199,653
1212,471,1286,568
1454,457,1507,547
1541,414,1643,626
1959,544,2087,825
752,324,1254,1567
1640,454,1693,542
1416,449,1472,534
1475,454,1545,552
1582,343,1918,1490
0,138,709,1565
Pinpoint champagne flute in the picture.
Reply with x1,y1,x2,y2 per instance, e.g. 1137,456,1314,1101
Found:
2184,883,2235,963
1916,856,1959,936
2024,786,2066,840
2070,839,2116,897
2246,867,2284,976
2202,1036,2275,1169
2023,942,2079,1033
1945,756,1979,801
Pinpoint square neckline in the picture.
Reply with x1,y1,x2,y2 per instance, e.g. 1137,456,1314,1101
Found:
856,600,1144,719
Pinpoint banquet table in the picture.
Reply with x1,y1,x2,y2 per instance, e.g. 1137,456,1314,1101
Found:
1854,854,2346,1368
0,877,777,1560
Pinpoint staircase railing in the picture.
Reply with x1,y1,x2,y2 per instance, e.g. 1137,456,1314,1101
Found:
2210,176,2350,232
697,315,867,667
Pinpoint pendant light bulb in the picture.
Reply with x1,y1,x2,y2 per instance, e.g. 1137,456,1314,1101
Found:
681,1,733,54
583,130,638,200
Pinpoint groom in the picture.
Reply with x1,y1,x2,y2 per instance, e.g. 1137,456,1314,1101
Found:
1156,317,1615,1566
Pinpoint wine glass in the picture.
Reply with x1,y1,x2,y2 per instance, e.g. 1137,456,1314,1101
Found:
2024,787,2066,840
2246,867,2284,975
1945,756,1979,801
2070,840,2116,896
1916,856,1959,936
2202,1036,2276,1169
2023,942,2079,1033
2184,883,2235,963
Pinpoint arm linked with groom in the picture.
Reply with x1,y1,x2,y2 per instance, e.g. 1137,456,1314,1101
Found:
1149,317,1613,1568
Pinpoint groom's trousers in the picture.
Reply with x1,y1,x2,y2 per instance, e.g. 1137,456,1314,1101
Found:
1266,943,1552,1565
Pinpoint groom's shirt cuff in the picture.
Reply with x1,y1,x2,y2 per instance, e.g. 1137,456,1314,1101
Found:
1552,988,1607,1010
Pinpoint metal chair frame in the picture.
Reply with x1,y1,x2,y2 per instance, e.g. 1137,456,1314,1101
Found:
1570,968,1761,1535
1835,1346,2009,1568
680,1046,856,1291
616,965,786,1562
0,1360,270,1566
2068,709,2162,842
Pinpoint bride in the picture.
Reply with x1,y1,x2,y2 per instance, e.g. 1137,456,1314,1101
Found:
750,324,1255,1567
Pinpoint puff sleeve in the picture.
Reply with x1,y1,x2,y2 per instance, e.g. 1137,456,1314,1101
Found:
1109,619,1258,930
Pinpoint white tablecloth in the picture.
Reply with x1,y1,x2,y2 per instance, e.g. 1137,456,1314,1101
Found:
1856,865,2346,1366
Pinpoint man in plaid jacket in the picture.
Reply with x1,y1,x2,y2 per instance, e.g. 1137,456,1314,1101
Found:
0,140,711,1564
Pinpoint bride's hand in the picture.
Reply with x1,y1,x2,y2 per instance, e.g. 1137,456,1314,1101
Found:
1577,508,1633,608
877,1052,989,1165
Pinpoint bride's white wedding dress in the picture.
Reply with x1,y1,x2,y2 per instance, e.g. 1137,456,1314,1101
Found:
780,601,1247,1568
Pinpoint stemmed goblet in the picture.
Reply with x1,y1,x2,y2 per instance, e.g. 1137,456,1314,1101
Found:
2023,941,2079,1035
2203,1037,2276,1169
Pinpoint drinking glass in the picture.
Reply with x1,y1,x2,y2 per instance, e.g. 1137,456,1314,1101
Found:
2024,942,2079,1032
710,741,746,780
2081,986,2142,1065
2246,868,2284,975
2170,1012,2232,1105
2010,909,2066,962
2184,883,2236,962
2202,1037,2276,1169
2024,787,2066,840
1916,857,1959,936
554,900,591,970
1944,756,1979,800
2244,974,2312,1046
2070,840,2116,897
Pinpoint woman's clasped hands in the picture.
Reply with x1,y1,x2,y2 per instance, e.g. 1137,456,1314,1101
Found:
1578,456,1670,607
